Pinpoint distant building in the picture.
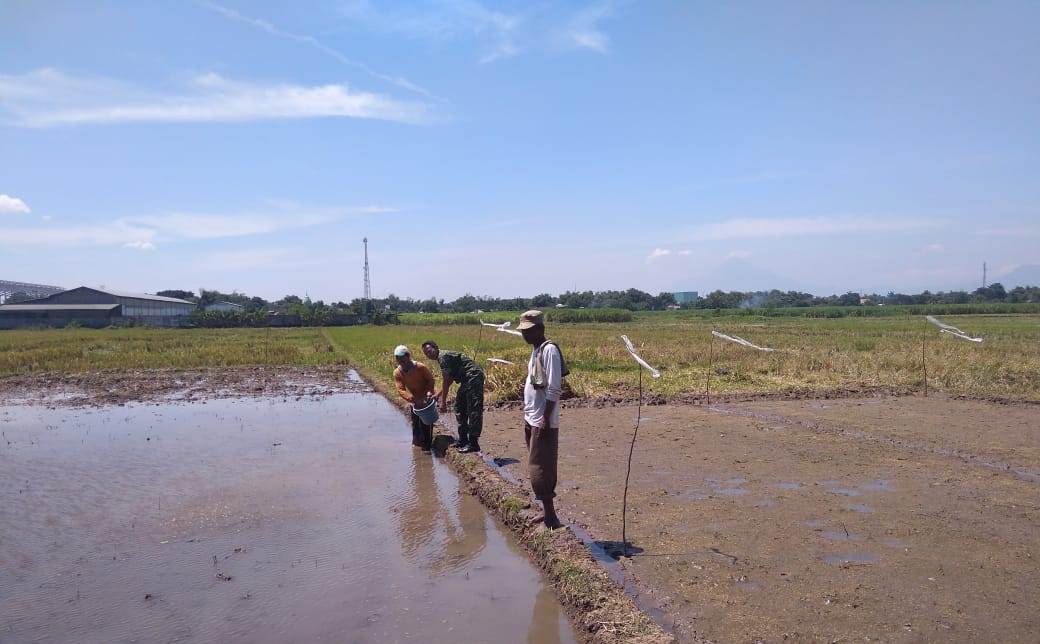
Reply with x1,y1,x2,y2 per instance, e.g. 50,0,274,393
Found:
672,291,700,304
204,301,244,313
0,286,196,328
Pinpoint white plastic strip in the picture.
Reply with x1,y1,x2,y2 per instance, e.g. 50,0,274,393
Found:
620,335,661,378
940,328,983,343
480,320,512,329
486,358,515,365
496,326,523,337
926,315,965,334
712,330,775,352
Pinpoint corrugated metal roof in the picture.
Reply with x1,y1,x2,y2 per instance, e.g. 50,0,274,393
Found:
96,289,195,304
0,304,121,311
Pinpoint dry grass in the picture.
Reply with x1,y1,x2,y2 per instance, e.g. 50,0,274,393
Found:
325,314,1040,402
3,316,1035,401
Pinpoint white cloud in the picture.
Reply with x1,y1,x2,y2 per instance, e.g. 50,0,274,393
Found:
0,194,30,214
567,3,616,52
340,0,522,63
0,69,432,127
647,248,672,262
726,249,752,259
339,1,621,62
919,243,945,255
0,204,392,248
977,225,1040,237
200,2,435,99
677,249,691,256
123,240,157,251
687,216,940,241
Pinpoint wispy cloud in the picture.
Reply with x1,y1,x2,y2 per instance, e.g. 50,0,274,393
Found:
566,2,617,53
647,247,691,262
0,194,31,214
341,0,523,64
199,1,436,99
0,204,394,248
123,240,157,251
726,249,752,259
339,1,620,63
977,225,1040,237
0,69,432,127
687,216,940,241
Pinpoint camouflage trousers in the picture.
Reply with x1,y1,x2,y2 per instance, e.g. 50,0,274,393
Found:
454,374,485,444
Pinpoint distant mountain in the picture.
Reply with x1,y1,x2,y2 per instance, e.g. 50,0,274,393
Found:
995,264,1040,288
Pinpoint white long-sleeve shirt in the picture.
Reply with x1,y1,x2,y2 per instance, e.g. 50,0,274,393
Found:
523,342,562,428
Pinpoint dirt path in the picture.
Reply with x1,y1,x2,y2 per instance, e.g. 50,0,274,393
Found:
481,397,1040,643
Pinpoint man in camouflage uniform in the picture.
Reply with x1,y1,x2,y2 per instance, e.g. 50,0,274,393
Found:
422,340,485,453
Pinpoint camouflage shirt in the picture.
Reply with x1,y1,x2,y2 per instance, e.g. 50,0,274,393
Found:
439,350,484,383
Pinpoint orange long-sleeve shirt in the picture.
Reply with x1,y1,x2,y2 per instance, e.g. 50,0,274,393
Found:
393,361,436,403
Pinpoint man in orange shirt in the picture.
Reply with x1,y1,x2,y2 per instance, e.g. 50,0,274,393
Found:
393,345,437,453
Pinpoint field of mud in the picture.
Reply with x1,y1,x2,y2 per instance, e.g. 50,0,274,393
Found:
0,371,577,643
5,364,1038,643
482,396,1040,643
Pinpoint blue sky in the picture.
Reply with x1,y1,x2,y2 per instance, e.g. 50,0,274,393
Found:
2,1,1037,300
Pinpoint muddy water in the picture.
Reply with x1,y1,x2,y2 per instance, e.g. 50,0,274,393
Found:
0,386,577,643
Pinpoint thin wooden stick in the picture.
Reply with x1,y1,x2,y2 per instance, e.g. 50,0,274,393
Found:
923,324,931,395
704,329,715,405
621,366,643,557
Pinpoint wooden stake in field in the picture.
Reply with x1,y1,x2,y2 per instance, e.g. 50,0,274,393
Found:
618,335,661,557
704,327,715,405
921,325,928,397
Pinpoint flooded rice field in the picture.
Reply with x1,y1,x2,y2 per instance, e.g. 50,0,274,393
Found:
0,380,576,643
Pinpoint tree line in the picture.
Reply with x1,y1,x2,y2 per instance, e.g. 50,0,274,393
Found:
154,282,1040,316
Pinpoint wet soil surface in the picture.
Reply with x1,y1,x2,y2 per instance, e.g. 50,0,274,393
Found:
0,365,362,408
0,386,576,643
482,396,1040,643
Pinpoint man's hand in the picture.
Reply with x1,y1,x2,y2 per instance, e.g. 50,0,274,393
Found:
413,396,428,408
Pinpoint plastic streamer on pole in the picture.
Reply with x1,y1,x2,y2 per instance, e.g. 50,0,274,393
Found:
480,320,512,329
925,315,964,334
496,326,523,337
620,335,662,378
486,357,515,365
940,328,983,343
618,335,661,557
711,330,774,352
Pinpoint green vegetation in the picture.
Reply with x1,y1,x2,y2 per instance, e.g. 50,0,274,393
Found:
3,313,1038,401
0,327,343,376
638,302,1040,319
399,308,633,325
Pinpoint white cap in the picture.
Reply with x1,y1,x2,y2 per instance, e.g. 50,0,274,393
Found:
394,345,410,357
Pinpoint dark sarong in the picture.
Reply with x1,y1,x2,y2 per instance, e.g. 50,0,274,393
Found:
410,410,432,450
524,422,558,500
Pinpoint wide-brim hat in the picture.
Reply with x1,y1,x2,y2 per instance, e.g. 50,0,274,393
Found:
516,309,544,330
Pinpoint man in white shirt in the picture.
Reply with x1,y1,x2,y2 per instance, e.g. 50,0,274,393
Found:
518,309,564,530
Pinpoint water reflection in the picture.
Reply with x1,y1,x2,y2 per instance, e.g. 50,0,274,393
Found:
394,450,487,575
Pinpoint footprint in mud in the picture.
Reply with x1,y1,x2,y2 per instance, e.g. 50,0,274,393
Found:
823,553,879,566
820,530,862,542
845,504,875,514
706,476,749,496
819,479,895,497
